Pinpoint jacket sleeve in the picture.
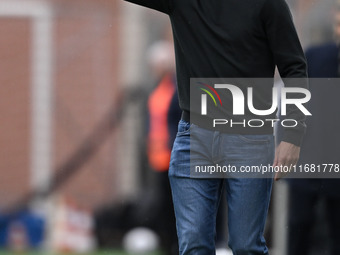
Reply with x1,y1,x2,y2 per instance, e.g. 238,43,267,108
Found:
123,0,172,14
261,0,308,146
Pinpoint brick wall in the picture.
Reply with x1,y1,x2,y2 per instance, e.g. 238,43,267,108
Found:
0,18,31,210
0,0,123,211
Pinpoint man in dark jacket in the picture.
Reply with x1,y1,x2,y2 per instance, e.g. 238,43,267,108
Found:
288,4,340,254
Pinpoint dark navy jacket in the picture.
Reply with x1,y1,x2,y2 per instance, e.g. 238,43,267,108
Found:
291,42,340,197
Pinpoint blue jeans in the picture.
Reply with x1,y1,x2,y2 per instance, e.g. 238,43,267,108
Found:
169,120,275,255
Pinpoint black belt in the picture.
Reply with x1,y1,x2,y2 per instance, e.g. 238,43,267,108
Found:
181,110,190,123
180,110,273,134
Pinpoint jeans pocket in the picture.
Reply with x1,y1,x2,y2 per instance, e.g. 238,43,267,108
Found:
176,120,193,136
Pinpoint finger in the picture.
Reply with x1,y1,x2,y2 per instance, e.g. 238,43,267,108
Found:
274,169,287,181
275,163,295,181
272,150,279,167
273,159,288,181
273,156,278,167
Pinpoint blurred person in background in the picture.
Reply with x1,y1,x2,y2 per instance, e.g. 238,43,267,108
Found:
146,40,230,255
287,2,340,254
95,38,181,254
145,40,181,254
